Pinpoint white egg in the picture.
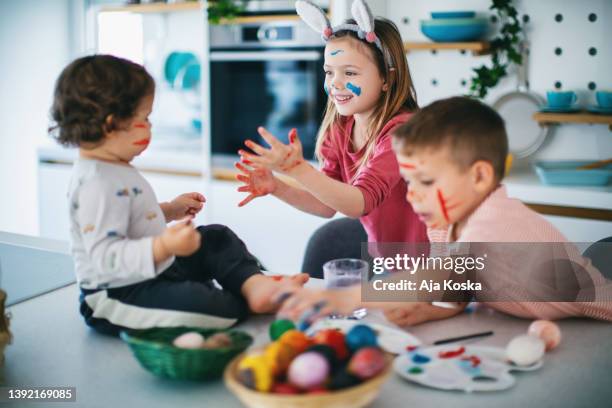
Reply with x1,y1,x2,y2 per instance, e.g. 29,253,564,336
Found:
506,334,545,366
173,331,205,349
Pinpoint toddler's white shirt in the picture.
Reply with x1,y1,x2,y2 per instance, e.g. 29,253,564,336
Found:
67,158,174,289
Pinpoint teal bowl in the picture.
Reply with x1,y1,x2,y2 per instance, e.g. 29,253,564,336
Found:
421,18,488,42
534,161,612,186
431,11,476,19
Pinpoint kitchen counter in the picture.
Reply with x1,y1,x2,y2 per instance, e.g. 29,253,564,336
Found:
3,280,612,408
37,138,206,176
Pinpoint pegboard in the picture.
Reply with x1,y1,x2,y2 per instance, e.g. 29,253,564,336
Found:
381,0,612,165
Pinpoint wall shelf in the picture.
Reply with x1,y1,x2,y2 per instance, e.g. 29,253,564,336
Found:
100,2,203,14
404,41,490,55
533,112,612,131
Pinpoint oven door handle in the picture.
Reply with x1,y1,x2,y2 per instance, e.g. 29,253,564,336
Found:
210,51,322,62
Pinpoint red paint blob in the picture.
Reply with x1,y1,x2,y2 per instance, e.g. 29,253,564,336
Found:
399,163,416,169
133,138,150,146
438,346,465,359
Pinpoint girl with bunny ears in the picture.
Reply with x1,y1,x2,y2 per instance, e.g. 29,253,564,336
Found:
236,0,428,246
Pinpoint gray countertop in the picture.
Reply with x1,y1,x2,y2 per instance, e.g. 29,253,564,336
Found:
2,282,612,408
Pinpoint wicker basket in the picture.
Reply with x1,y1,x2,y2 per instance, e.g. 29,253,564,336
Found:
0,289,11,365
224,350,393,408
120,327,253,381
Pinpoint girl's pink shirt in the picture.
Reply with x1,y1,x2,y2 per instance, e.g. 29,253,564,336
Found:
320,112,428,244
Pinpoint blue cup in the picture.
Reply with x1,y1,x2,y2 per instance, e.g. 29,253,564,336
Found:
546,91,577,108
595,91,612,109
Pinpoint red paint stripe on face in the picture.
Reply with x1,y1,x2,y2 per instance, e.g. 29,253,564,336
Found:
399,163,416,169
437,189,450,223
133,123,148,129
133,138,150,146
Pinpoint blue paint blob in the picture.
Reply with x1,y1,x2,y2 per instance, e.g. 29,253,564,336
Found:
324,84,330,95
346,82,362,96
412,354,431,364
457,360,482,376
330,49,344,56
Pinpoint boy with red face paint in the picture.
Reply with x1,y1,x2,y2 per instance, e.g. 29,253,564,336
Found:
276,97,612,325
50,55,307,336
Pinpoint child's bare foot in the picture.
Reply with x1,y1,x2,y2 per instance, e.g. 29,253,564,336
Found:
241,273,309,314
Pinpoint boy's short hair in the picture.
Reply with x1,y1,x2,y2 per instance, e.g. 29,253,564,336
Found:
49,55,154,148
393,96,509,181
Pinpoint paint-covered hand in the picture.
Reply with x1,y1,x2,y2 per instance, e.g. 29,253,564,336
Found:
239,127,306,175
274,287,360,323
164,192,206,221
383,303,434,327
160,216,201,256
234,161,277,207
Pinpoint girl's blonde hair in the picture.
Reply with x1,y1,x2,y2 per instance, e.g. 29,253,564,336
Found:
315,17,418,178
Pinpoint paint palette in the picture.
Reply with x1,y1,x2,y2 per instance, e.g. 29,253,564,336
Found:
394,345,543,392
305,318,421,354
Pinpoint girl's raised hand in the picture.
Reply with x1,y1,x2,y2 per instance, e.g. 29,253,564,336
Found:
238,127,306,175
234,161,277,207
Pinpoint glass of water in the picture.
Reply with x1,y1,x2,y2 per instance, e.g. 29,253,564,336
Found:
323,258,368,319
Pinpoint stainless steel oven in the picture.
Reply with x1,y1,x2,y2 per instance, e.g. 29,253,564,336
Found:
209,21,326,165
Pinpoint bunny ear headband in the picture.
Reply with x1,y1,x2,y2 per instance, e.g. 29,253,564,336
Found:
295,0,394,67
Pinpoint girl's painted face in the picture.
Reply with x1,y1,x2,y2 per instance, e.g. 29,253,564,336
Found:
107,95,154,162
395,148,484,230
323,37,386,117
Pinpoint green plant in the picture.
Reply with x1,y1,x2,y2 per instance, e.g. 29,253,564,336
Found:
207,0,246,25
469,0,524,99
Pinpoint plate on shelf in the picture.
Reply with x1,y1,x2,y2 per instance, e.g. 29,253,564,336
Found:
394,345,543,392
538,105,581,113
534,161,612,186
586,105,612,115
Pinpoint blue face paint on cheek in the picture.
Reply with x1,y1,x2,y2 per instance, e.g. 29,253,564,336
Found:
346,82,362,96
324,84,329,95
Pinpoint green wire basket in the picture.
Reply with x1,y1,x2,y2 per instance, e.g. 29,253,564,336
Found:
120,327,253,381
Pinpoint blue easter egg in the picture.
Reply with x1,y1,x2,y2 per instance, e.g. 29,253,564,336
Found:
345,324,378,352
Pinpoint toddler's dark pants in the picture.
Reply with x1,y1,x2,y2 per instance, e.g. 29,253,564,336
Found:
79,224,261,336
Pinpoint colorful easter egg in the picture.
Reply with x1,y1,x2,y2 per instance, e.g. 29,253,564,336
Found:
279,330,312,354
345,324,378,352
269,319,296,341
347,347,386,380
306,344,339,370
506,334,545,366
528,320,561,351
313,329,349,360
288,352,330,389
172,331,204,349
237,353,273,392
264,341,298,376
271,382,300,395
328,369,361,390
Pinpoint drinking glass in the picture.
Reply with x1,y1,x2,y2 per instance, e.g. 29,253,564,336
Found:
323,258,368,319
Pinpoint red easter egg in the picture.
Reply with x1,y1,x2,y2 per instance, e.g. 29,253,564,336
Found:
307,385,328,394
313,329,349,360
347,347,386,380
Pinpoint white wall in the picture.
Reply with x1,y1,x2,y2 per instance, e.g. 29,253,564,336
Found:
0,0,76,236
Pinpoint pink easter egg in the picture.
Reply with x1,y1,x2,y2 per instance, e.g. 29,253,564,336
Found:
528,320,561,351
288,352,330,389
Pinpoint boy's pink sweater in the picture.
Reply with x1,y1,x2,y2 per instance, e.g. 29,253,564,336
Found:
320,112,428,244
429,185,612,321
